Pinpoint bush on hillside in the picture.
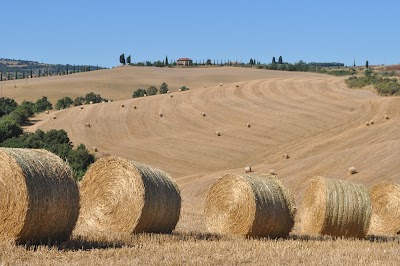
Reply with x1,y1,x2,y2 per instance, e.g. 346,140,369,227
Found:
0,117,23,143
133,88,146,98
55,96,74,110
146,86,158,96
74,96,85,106
159,82,168,94
0,97,18,117
35,96,53,113
85,92,106,104
180,86,189,91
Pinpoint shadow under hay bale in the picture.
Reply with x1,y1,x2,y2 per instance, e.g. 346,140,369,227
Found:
369,183,400,235
205,174,296,238
0,148,79,244
301,177,371,239
74,156,181,238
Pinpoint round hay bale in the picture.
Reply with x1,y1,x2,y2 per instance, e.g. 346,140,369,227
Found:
80,106,84,110
348,166,357,175
121,104,125,108
179,89,182,92
384,115,389,120
201,112,206,117
167,90,170,94
282,154,290,159
170,94,173,98
268,169,276,175
108,100,112,103
159,113,163,117
133,105,137,109
244,166,252,173
45,110,49,114
74,156,181,237
365,122,370,126
52,115,57,120
219,83,223,86
144,94,147,97
92,147,98,152
205,174,296,238
370,120,374,125
369,183,400,235
85,123,91,128
89,101,93,104
204,85,207,88
236,85,239,88
216,131,221,136
301,177,371,238
0,148,79,243
246,123,251,128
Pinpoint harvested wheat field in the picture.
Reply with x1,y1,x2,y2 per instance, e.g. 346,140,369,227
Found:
2,66,399,264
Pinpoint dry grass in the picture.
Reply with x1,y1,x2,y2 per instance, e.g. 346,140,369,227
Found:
74,156,181,239
301,177,371,239
369,183,400,235
0,148,79,243
205,174,295,238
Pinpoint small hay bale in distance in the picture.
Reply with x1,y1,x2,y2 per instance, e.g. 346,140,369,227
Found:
365,122,370,126
170,94,173,98
159,112,163,117
219,83,223,86
201,112,206,117
121,104,125,107
246,123,251,128
52,115,57,119
204,85,207,88
370,120,374,125
74,156,181,237
244,166,252,173
384,115,389,120
45,110,49,114
268,169,276,175
205,174,296,238
85,123,91,128
144,94,147,97
167,90,170,94
282,154,290,159
179,88,182,92
348,166,357,175
0,148,79,243
216,131,221,136
92,147,98,152
89,101,93,104
301,177,371,239
369,183,400,235
80,106,84,110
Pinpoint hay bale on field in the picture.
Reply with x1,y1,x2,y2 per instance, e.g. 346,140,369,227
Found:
159,113,163,117
167,90,170,94
170,94,173,98
301,177,371,238
45,110,49,114
74,156,181,237
201,112,206,117
204,85,207,88
219,83,223,86
52,115,57,119
121,104,125,107
144,94,147,97
282,154,290,159
85,123,91,128
246,123,251,128
92,147,98,152
365,122,370,126
80,106,84,110
205,174,295,238
370,120,374,125
133,105,137,109
348,166,357,175
89,101,93,104
179,88,182,92
0,148,79,243
369,183,400,235
244,166,252,173
216,131,221,136
384,115,389,120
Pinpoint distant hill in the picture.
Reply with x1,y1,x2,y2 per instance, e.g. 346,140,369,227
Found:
0,58,106,80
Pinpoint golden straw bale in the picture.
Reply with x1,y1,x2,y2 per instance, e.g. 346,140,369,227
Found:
246,123,251,128
45,110,49,114
384,115,389,120
282,154,290,159
85,123,91,128
365,122,370,126
121,104,125,107
0,148,79,243
301,177,371,239
244,166,252,173
205,174,296,238
74,156,181,238
370,120,374,125
216,131,221,136
348,166,357,175
92,147,98,152
201,112,206,117
268,169,276,175
369,183,400,235
133,105,137,109
52,115,57,119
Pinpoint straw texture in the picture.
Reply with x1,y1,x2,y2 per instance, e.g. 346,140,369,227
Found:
301,177,371,238
0,148,79,243
369,183,400,235
74,156,181,237
205,174,296,238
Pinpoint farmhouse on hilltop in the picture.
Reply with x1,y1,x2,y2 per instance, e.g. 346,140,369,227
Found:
177,58,193,66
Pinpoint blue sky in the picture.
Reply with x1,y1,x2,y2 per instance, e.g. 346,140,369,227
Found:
2,0,399,67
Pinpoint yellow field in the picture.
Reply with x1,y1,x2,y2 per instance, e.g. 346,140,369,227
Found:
1,66,400,264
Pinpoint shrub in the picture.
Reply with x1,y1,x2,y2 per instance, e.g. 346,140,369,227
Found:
133,88,146,98
74,96,85,106
55,97,74,110
146,86,158,96
67,144,95,180
35,96,53,113
0,117,23,143
180,86,189,91
0,97,18,117
159,82,168,94
85,92,105,104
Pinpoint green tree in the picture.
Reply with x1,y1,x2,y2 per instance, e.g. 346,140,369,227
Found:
180,86,189,91
132,88,146,98
74,96,85,106
0,117,23,143
278,56,283,64
67,144,95,180
0,97,18,117
165,56,169,66
85,92,104,104
34,96,53,113
127,55,131,64
55,96,74,110
272,57,276,64
206,59,212,65
146,86,158,96
159,82,168,94
120,54,126,65
366,60,369,69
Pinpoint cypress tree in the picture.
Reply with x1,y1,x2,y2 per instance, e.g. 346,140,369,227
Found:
278,56,283,64
38,69,41,77
15,71,17,80
353,58,356,67
366,60,369,68
30,68,33,78
74,65,76,73
1,72,2,81
272,57,276,64
165,56,168,66
66,64,69,75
